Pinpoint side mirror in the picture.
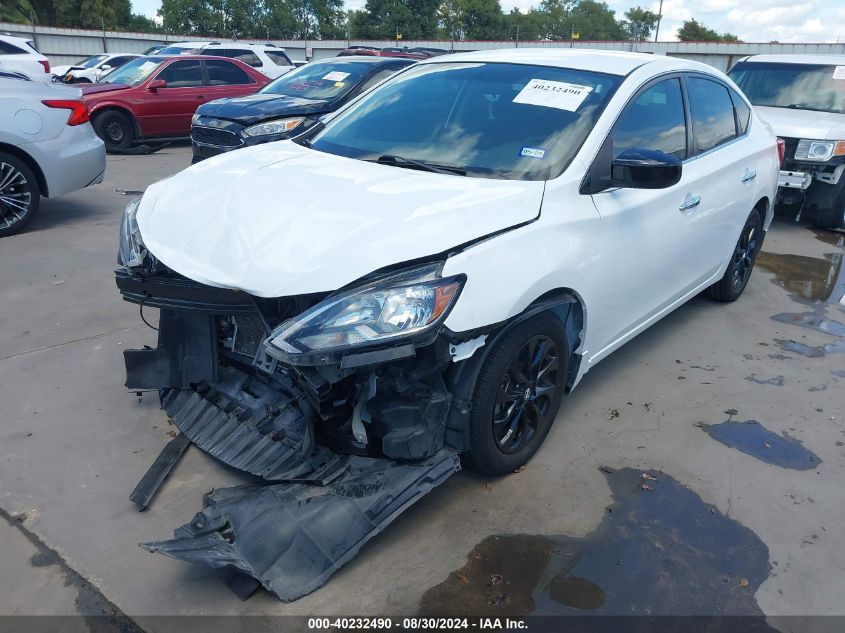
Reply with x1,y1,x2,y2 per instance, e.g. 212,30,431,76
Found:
609,147,682,190
148,79,166,91
101,64,112,71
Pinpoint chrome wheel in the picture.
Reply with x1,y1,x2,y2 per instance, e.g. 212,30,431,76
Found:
0,161,32,231
493,334,560,454
730,220,758,290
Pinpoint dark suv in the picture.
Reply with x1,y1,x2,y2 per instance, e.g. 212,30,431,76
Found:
191,56,414,162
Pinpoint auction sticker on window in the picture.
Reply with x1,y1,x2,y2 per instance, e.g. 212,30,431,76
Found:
322,71,350,82
833,66,845,80
520,146,546,158
513,79,593,111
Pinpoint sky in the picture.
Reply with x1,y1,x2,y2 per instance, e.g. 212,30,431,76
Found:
131,0,845,43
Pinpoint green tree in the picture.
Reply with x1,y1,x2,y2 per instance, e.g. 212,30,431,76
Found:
621,5,657,41
504,7,543,42
535,0,572,40
457,0,505,39
677,18,739,42
569,0,625,40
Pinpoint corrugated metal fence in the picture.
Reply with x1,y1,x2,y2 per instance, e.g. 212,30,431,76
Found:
2,21,844,71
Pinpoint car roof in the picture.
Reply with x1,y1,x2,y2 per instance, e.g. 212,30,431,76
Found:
419,47,691,76
739,54,845,66
202,43,284,50
313,55,414,65
0,33,31,44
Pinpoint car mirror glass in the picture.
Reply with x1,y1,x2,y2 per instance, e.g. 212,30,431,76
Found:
609,147,682,190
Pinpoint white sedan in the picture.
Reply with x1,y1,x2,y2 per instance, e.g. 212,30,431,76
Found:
52,53,141,84
116,49,779,599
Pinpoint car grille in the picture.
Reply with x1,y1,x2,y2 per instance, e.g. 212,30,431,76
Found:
192,126,243,148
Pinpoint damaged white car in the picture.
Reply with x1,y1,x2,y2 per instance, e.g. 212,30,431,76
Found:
116,49,779,601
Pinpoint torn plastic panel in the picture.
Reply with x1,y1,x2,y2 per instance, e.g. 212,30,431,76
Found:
118,266,581,600
142,450,460,602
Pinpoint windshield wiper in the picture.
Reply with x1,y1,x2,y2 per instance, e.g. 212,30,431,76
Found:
374,154,466,176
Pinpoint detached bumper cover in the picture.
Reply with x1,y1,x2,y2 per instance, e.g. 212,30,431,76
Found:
143,450,460,602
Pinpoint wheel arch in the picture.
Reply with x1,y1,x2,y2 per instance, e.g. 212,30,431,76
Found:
443,287,586,453
753,195,771,229
91,104,142,139
0,142,48,197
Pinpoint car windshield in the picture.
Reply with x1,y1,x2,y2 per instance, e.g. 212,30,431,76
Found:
102,57,163,85
261,61,374,100
73,55,107,68
310,61,621,180
729,62,845,114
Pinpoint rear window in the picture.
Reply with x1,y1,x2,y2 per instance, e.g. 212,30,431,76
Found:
207,48,262,67
266,50,293,66
0,40,26,55
729,61,845,114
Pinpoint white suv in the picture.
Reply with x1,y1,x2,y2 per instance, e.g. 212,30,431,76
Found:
729,54,845,229
197,43,294,79
0,34,50,81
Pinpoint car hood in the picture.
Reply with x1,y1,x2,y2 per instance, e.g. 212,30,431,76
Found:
80,82,130,96
754,105,845,140
137,142,544,298
52,64,78,75
197,93,332,125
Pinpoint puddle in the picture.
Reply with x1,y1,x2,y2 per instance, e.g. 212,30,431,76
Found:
774,338,845,358
771,312,845,338
755,252,844,306
419,468,771,617
699,420,821,470
812,228,845,249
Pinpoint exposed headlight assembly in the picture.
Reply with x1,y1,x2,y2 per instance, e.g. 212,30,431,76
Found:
243,117,304,138
794,139,845,162
118,197,146,267
265,263,464,365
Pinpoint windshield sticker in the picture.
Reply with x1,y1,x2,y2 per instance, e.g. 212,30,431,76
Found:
334,81,346,88
322,71,350,82
520,146,546,159
513,79,593,111
139,61,158,72
833,66,845,80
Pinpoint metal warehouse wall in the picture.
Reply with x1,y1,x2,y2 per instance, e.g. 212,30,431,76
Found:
2,21,844,69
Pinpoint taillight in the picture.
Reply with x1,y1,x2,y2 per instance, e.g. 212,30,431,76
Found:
776,138,785,165
42,100,90,126
38,59,50,74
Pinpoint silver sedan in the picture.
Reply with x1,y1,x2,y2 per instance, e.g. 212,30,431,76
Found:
0,75,106,236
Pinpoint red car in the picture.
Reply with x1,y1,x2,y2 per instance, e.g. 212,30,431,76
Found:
81,55,269,151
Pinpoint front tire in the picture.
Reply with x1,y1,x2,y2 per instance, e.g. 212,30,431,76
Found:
466,314,568,475
93,110,135,152
0,152,40,237
705,208,763,302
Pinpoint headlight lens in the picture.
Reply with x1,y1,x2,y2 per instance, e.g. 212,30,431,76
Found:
243,117,304,138
118,197,145,267
794,139,845,162
191,112,200,125
265,264,463,363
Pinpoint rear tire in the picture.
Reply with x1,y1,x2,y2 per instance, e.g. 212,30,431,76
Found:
705,208,763,302
0,152,40,237
811,187,845,230
93,110,135,152
466,314,568,475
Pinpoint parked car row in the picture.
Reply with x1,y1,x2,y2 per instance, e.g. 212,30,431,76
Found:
337,45,449,59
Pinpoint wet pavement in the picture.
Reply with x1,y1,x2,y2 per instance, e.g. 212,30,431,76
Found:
1,149,844,620
697,420,822,470
420,467,770,617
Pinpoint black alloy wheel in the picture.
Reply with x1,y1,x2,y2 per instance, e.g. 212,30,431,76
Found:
493,335,560,454
706,208,763,302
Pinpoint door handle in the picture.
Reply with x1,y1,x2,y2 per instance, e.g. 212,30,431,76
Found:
679,194,701,211
741,169,757,183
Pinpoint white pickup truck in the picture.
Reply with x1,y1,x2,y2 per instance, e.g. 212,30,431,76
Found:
729,54,845,229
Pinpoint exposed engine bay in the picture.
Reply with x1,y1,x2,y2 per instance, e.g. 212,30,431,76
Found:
117,263,581,601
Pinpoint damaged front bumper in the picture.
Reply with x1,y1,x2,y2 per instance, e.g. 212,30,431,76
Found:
117,266,470,600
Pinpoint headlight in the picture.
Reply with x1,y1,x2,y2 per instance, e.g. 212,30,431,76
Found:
191,112,200,125
243,117,304,138
794,139,845,162
118,197,146,267
265,264,464,364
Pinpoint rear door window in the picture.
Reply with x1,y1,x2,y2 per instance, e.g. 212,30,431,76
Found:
266,50,293,66
206,59,255,85
687,76,738,154
156,60,203,87
0,40,26,54
612,78,688,159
